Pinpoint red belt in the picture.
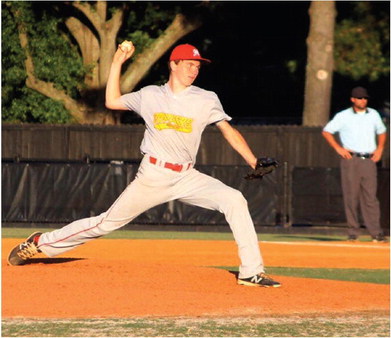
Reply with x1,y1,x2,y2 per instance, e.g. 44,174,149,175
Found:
149,156,192,172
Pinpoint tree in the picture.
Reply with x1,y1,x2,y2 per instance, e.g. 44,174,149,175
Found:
2,2,85,123
2,1,207,124
334,2,389,82
302,1,336,127
302,2,389,126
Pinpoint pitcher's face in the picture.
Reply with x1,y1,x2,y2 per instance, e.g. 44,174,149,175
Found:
171,60,201,87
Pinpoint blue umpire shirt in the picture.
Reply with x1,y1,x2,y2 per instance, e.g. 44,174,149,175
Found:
323,107,387,154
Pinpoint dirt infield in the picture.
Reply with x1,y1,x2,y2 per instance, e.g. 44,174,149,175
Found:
2,239,390,318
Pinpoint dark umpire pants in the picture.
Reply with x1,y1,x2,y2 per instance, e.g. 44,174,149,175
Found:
340,157,383,237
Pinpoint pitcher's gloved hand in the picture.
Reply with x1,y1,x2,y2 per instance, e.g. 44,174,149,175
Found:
244,157,279,180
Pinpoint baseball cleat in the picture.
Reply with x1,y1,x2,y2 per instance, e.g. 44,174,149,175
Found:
237,272,281,288
7,232,42,266
372,234,388,243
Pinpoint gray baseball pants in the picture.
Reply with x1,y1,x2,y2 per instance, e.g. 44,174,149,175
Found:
340,157,383,237
38,156,264,279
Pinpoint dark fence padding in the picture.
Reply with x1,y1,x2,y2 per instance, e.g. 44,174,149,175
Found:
292,168,344,224
292,167,390,230
2,163,278,226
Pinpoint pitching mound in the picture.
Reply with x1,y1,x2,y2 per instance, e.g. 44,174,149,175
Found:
2,239,389,318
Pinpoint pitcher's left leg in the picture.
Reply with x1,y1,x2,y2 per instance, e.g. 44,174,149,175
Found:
220,189,264,279
177,170,263,279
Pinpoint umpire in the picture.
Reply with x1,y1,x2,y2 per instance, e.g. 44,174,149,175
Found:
322,86,387,242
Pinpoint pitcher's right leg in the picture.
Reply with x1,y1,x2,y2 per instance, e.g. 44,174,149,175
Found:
38,177,172,257
8,157,176,265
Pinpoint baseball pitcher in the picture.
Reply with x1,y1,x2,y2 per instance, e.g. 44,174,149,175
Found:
8,42,280,288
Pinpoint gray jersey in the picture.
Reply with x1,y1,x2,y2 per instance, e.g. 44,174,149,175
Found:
121,83,232,164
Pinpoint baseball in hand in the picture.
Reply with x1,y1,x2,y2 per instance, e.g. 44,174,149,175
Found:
120,41,133,53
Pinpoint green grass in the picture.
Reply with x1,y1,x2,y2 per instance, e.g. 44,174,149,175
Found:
217,266,390,284
1,227,364,242
2,314,390,337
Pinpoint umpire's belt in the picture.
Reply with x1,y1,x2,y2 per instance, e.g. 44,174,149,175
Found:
149,156,193,173
350,152,372,159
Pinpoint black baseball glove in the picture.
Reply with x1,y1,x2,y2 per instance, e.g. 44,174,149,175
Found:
244,157,279,180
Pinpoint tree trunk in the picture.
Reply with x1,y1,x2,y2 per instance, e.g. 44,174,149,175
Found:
65,17,100,88
66,2,124,124
302,1,336,126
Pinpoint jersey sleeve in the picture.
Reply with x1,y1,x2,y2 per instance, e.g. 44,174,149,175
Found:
120,90,142,115
323,112,344,134
373,110,387,134
207,93,232,125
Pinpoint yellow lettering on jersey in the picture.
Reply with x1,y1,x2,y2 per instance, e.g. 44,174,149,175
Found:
154,113,193,133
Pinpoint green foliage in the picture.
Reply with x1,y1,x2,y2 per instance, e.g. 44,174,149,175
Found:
28,10,86,96
120,2,178,58
334,2,390,81
125,2,179,35
2,3,28,113
2,2,85,123
3,88,72,124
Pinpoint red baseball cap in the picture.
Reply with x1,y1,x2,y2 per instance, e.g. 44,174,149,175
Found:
169,44,211,63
